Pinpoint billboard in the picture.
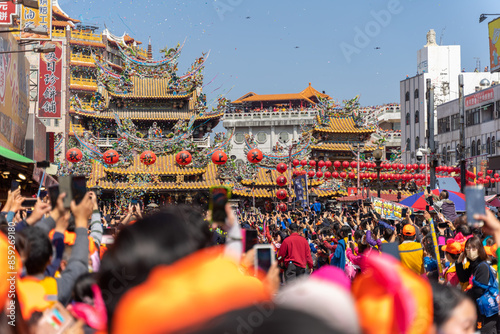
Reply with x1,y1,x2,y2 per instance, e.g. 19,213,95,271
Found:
293,174,308,208
489,17,500,72
0,33,30,154
0,2,17,26
38,41,62,118
20,0,52,40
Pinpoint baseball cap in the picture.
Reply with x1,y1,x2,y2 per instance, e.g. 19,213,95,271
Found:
441,241,462,255
402,224,416,236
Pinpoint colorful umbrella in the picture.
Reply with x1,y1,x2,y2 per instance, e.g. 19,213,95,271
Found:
398,189,466,211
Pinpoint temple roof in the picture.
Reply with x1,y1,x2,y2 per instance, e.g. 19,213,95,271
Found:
108,77,192,99
314,116,375,134
241,168,323,187
70,108,223,121
232,186,347,198
232,83,331,104
87,156,225,190
310,142,379,152
53,0,80,23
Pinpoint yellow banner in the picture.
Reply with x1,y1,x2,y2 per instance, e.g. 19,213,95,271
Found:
489,17,500,72
20,0,52,40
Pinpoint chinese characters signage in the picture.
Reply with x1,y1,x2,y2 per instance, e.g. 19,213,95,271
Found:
0,2,17,25
20,0,52,40
465,88,494,108
489,17,500,73
293,174,308,208
38,41,62,118
372,197,411,220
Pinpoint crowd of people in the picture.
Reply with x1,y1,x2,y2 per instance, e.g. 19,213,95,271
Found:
1,186,500,333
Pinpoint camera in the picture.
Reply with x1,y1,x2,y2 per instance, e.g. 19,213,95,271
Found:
416,150,423,161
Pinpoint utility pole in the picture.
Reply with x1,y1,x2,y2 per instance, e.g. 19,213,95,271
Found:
426,79,436,189
458,74,466,193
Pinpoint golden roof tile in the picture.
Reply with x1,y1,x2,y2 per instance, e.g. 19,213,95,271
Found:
314,116,375,134
108,77,191,99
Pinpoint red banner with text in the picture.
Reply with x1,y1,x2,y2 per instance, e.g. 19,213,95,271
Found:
38,41,62,118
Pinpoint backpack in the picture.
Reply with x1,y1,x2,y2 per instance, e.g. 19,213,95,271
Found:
472,263,499,318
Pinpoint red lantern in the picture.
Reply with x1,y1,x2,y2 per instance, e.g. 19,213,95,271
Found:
276,189,287,200
176,150,192,166
436,166,442,172
491,178,497,184
348,172,355,179
301,170,307,176
276,175,287,186
394,174,401,180
324,171,331,179
340,172,347,179
308,170,315,178
309,160,316,167
342,161,350,168
293,170,300,177
495,173,499,178
332,171,339,178
406,164,412,171
488,170,493,175
300,160,308,166
478,171,484,177
371,173,377,179
66,148,82,163
276,163,287,174
398,164,404,170
103,149,120,165
418,164,425,170
391,163,398,170
278,203,287,212
411,164,418,170
350,161,357,168
316,171,323,178
497,178,500,183
140,150,157,165
318,160,325,168
247,148,263,163
211,150,227,165
478,177,484,184
292,159,300,167
325,160,332,168
333,161,341,169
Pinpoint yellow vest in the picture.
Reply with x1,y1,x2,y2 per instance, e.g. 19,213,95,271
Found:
398,241,424,275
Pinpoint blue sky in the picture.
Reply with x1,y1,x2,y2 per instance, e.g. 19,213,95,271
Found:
63,0,499,108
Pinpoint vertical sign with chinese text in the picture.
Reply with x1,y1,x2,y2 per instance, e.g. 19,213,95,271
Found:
0,2,17,25
20,0,52,40
293,174,308,208
38,41,62,118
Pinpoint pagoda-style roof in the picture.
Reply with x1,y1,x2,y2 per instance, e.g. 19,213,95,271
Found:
232,186,347,198
71,108,223,122
240,168,323,187
109,77,192,99
53,0,80,23
314,116,375,134
232,83,331,105
310,142,379,152
87,156,225,190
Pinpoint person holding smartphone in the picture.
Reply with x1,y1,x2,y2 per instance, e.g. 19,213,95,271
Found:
277,223,314,282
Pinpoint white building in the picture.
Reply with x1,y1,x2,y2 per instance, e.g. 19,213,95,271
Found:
401,29,500,164
436,83,500,172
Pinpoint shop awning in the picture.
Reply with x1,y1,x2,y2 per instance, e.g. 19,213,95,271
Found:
0,146,34,164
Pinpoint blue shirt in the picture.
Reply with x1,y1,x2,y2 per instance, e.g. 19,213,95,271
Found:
331,239,346,269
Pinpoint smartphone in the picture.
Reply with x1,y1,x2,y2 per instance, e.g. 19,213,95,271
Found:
103,227,116,236
209,186,232,224
347,233,353,242
402,208,408,217
21,198,37,208
425,205,430,212
465,186,485,228
254,244,275,276
426,186,431,194
10,180,19,192
48,185,59,209
131,198,138,205
71,176,87,206
59,176,72,209
242,229,258,253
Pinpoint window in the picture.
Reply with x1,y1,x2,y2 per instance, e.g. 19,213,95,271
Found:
447,146,451,163
477,139,481,155
406,112,410,125
487,137,491,155
415,136,419,151
405,92,410,101
466,108,480,126
493,136,496,155
471,140,476,157
414,89,419,99
438,116,450,134
257,132,267,144
406,138,410,151
451,114,460,131
278,132,289,143
496,101,500,117
482,103,494,123
234,133,245,144
54,119,59,127
415,110,419,123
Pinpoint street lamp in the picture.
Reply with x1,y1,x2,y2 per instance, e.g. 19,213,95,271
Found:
0,43,56,54
373,148,383,198
479,14,500,23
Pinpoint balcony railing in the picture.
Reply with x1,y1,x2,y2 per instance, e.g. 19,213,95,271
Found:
71,30,102,42
224,109,318,121
133,47,148,59
70,54,94,64
193,137,210,148
70,77,97,89
52,29,65,38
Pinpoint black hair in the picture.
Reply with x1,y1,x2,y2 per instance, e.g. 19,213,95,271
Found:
338,226,351,239
383,228,395,241
431,283,471,329
354,229,365,244
22,227,52,275
455,224,471,236
422,235,435,258
72,273,98,303
446,252,460,261
403,234,415,241
440,190,449,199
420,225,430,237
99,205,211,323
